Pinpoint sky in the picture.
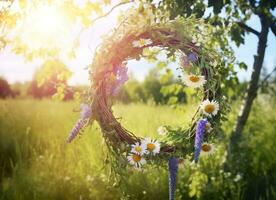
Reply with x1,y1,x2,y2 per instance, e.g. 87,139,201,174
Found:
0,2,275,85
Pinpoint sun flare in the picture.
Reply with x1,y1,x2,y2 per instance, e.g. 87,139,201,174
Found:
18,3,73,53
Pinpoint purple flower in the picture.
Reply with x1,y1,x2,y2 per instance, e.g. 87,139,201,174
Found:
66,104,91,143
80,104,91,119
112,65,129,95
194,118,208,163
117,66,129,84
168,157,179,200
187,52,198,62
66,118,86,143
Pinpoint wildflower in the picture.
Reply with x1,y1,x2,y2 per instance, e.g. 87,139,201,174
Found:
157,126,168,136
194,118,208,163
182,74,206,88
112,65,129,95
141,138,161,155
187,52,198,62
132,38,152,48
168,157,178,200
201,143,215,155
80,104,91,119
127,153,146,168
131,142,146,155
66,104,91,143
201,99,219,117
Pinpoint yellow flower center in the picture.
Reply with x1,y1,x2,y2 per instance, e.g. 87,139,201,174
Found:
204,104,215,113
147,143,155,151
132,154,142,162
139,39,146,46
189,75,200,82
135,146,142,153
202,144,211,152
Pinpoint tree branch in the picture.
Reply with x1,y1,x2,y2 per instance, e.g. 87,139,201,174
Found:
270,23,276,37
90,1,133,25
237,22,260,36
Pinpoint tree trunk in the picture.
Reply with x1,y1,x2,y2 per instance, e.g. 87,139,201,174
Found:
231,15,270,145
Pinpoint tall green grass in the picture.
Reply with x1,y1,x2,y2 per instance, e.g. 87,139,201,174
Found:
0,100,196,200
0,99,276,200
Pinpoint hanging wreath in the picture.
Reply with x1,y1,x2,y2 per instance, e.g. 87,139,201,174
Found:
66,4,228,199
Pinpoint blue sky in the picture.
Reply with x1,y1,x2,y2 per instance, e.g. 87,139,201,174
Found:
0,4,275,85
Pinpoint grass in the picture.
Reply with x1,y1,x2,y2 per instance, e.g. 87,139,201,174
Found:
0,100,196,200
0,98,276,200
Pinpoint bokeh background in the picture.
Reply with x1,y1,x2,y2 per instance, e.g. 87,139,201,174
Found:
0,1,276,200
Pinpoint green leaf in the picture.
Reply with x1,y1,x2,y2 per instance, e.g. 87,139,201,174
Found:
239,62,248,70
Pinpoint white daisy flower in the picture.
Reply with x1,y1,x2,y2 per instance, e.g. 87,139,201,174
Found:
182,74,206,88
141,138,161,155
201,99,219,117
132,38,152,48
157,126,168,136
131,142,146,155
201,143,215,155
127,154,146,168
205,122,213,133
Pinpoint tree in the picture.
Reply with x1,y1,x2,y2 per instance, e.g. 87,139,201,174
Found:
27,60,73,101
228,1,276,144
0,77,15,98
153,0,276,144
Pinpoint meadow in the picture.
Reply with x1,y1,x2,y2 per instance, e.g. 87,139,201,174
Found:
0,98,276,200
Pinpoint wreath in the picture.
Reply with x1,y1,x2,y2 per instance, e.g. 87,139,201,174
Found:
66,5,228,200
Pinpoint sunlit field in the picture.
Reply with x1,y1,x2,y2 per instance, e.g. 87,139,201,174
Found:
1,98,276,200
0,99,194,200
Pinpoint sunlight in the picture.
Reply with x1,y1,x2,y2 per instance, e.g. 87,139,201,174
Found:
18,3,73,53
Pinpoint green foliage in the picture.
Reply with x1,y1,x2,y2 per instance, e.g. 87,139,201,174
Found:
27,59,74,101
152,0,276,100
116,68,187,105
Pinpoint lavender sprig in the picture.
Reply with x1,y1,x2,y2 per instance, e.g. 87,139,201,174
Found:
168,157,179,200
66,104,91,143
66,118,87,143
194,118,208,163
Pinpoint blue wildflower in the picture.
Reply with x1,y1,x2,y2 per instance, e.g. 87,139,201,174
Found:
168,157,178,200
194,118,208,163
187,52,198,62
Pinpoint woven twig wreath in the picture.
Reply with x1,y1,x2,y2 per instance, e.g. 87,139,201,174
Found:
67,9,227,171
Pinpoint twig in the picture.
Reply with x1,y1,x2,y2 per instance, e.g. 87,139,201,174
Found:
237,22,260,36
259,66,276,88
90,1,133,25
